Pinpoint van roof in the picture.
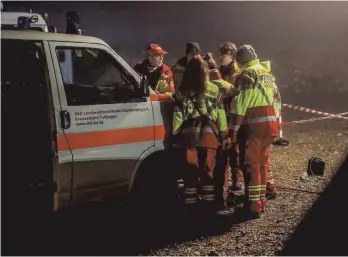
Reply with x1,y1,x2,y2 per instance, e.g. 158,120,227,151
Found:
1,30,108,45
1,12,47,26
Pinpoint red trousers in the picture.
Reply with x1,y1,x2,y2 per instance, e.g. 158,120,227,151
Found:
239,136,276,213
232,146,275,187
265,146,275,185
183,147,217,205
229,145,244,185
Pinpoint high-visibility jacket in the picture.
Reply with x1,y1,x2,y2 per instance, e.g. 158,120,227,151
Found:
208,69,238,98
232,60,281,118
229,59,278,140
134,60,175,93
220,62,240,85
173,81,228,149
209,69,239,120
259,61,281,119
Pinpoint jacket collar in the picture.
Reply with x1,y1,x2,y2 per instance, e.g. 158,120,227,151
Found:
238,59,260,69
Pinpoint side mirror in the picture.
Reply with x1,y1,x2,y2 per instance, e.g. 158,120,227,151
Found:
30,15,39,23
140,75,149,97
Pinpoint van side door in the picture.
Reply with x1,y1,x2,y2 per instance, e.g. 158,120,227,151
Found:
48,41,155,204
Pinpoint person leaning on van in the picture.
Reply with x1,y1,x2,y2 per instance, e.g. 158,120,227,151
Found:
172,57,229,214
133,44,175,93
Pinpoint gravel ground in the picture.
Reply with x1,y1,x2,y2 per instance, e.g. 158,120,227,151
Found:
148,116,348,256
6,110,347,256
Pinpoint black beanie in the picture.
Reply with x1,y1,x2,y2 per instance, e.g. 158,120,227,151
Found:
186,42,201,55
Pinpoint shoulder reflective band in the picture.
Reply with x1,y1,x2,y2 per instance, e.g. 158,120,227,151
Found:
255,79,272,106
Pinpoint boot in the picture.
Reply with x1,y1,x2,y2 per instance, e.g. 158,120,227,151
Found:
249,200,263,219
223,190,229,208
261,198,268,213
266,183,278,199
241,200,262,219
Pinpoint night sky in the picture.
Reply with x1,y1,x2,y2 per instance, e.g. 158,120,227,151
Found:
3,1,348,92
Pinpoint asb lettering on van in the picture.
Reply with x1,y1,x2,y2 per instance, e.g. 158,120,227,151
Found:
73,108,149,126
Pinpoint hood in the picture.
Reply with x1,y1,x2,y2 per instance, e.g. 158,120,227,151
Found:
260,60,271,72
238,59,272,73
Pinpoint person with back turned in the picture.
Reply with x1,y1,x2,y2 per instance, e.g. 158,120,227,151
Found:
227,45,278,218
172,57,228,216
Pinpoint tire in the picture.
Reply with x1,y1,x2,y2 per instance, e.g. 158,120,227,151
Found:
129,149,184,226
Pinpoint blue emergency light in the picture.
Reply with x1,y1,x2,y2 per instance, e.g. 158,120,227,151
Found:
17,15,39,30
66,11,82,35
17,16,30,30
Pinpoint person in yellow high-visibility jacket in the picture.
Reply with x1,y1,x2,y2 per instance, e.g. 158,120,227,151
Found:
218,44,246,192
203,52,238,98
172,57,228,213
229,55,281,198
219,42,239,85
228,45,278,218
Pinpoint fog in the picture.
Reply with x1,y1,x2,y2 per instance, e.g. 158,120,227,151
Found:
4,1,348,111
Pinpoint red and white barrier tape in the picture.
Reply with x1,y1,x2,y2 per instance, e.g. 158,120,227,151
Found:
283,112,348,125
282,103,348,119
277,106,347,141
279,114,283,138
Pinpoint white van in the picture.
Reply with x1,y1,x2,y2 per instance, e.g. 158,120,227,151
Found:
1,30,178,213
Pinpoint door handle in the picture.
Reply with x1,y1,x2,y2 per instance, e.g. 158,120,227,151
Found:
60,110,71,129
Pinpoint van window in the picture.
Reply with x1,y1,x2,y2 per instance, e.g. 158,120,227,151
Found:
1,39,46,96
55,47,139,106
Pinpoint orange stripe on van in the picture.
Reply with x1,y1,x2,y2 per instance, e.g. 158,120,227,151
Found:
57,125,166,151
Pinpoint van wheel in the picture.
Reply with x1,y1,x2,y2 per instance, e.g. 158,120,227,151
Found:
129,150,184,225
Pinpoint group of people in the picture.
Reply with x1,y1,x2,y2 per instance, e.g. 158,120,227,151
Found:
134,41,281,219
